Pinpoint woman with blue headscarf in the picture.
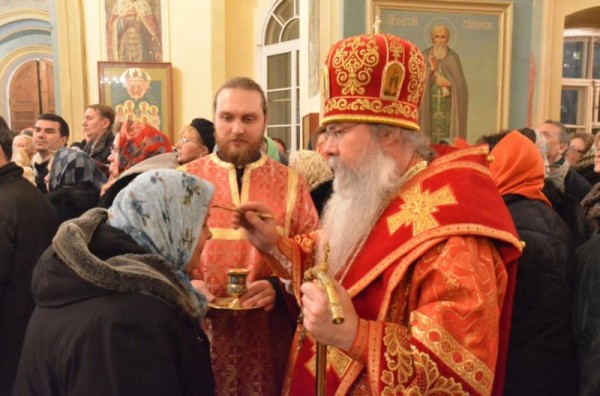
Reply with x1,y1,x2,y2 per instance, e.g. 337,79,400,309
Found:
13,169,216,396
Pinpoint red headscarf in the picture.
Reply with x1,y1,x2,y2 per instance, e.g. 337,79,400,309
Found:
489,130,550,206
118,122,173,173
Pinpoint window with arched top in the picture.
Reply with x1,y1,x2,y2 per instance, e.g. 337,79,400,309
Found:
561,28,600,134
561,6,600,135
260,0,299,154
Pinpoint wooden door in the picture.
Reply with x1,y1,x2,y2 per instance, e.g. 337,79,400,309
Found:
9,60,55,132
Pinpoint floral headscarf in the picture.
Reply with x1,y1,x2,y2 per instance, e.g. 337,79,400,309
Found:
290,149,333,191
108,169,214,312
118,123,173,173
49,147,107,192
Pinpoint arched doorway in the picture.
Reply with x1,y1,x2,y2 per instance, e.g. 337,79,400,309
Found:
9,59,55,132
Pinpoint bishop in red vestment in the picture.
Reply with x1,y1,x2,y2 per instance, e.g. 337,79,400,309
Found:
233,33,522,396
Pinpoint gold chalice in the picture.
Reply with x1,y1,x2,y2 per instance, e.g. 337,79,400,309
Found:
226,268,250,309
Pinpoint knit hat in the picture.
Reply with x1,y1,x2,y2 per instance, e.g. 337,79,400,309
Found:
190,118,215,153
321,33,426,130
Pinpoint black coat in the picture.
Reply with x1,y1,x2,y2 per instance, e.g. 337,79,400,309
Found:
12,222,214,396
310,180,333,216
46,186,100,223
503,194,579,395
575,235,600,395
543,180,589,248
566,168,592,203
83,131,114,166
0,162,58,396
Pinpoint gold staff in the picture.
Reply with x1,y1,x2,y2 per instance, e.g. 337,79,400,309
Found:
303,243,344,396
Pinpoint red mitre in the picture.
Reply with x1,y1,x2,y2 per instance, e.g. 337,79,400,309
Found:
321,33,426,131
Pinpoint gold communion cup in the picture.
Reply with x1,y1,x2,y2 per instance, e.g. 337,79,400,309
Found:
226,268,250,309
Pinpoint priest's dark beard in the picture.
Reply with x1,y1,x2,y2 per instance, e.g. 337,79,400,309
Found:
317,140,399,277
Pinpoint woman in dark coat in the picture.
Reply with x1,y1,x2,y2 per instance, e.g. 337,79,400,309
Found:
13,169,216,396
486,131,578,395
45,147,107,223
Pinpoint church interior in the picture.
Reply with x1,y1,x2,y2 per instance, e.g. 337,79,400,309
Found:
0,0,599,147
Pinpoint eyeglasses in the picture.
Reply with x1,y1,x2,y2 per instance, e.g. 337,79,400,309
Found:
324,123,363,141
568,146,585,155
178,137,201,145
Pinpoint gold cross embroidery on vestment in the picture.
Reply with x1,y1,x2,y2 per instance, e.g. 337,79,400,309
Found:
387,183,458,236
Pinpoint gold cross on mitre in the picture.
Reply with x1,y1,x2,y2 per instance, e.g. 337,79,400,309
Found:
387,183,458,236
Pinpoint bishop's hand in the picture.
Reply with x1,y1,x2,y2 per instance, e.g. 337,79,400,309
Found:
300,279,358,351
232,201,279,253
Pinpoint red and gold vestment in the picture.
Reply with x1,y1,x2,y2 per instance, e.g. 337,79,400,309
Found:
269,147,522,395
181,153,319,395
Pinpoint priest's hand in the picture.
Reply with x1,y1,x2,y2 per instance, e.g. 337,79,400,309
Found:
239,279,276,312
301,279,358,351
232,201,279,253
191,279,216,303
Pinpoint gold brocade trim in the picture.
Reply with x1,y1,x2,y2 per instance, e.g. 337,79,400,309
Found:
380,323,469,396
210,227,284,240
402,160,492,194
285,170,298,236
433,145,490,165
325,97,419,119
367,320,384,394
407,45,426,104
321,113,420,131
305,339,353,379
387,183,458,236
332,35,379,95
411,311,492,395
347,224,520,299
378,239,443,321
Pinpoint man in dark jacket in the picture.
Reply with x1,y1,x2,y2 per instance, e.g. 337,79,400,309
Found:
485,130,579,395
0,116,58,396
81,104,115,175
537,119,591,201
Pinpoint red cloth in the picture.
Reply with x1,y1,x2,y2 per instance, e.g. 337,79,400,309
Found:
118,123,172,173
488,130,550,206
275,146,522,395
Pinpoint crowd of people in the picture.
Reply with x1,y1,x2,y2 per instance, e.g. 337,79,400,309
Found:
2,30,600,396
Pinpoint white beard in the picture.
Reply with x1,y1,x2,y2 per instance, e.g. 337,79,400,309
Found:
433,45,448,60
317,141,400,277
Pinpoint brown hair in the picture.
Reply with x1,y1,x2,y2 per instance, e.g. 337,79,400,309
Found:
571,132,594,153
213,77,267,116
87,104,116,131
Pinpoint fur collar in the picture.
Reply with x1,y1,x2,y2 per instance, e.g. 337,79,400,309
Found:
52,208,203,324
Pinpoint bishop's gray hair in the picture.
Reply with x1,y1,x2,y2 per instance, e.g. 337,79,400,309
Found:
367,124,437,163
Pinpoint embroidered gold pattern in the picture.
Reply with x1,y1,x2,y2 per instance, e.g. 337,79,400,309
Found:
407,46,426,104
325,98,418,119
332,36,379,95
411,312,493,395
387,183,458,235
381,325,469,396
305,344,352,378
